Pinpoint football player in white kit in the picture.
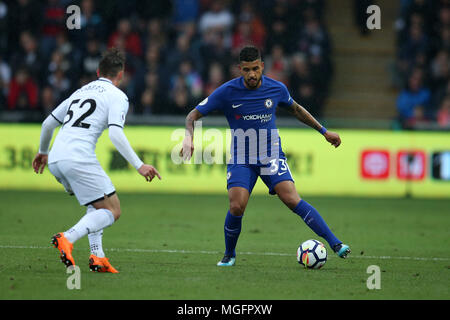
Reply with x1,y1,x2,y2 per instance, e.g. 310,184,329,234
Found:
32,48,161,273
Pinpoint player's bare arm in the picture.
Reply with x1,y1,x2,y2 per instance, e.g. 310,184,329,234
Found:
288,101,341,148
181,108,203,161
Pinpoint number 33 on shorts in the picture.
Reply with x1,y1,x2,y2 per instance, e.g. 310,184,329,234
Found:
266,158,291,176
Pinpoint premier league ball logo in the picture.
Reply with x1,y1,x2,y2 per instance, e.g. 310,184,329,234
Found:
264,99,273,109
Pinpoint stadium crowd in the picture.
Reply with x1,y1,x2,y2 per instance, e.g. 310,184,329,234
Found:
0,0,331,120
394,0,450,129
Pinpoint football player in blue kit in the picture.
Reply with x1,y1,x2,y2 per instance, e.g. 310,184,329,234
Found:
181,46,350,266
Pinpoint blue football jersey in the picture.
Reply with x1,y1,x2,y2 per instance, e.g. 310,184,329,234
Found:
195,76,294,164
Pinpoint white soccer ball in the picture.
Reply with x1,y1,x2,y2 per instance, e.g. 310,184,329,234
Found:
297,239,327,269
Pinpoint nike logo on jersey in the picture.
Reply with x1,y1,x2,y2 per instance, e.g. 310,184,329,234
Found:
278,171,288,176
232,104,243,109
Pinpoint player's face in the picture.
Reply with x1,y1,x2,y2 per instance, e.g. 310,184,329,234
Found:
239,60,264,89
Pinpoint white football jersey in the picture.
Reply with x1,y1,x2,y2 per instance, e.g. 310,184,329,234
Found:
48,78,129,164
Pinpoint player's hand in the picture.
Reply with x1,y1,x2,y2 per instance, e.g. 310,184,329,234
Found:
324,131,341,148
32,153,48,174
138,164,162,182
180,136,194,162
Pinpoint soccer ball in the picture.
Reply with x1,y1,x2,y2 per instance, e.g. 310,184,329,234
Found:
297,239,327,269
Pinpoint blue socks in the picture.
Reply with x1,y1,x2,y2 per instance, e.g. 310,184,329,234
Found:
293,200,341,248
222,200,340,258
224,211,243,257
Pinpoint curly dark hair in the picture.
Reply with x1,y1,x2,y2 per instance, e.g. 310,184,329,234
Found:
98,47,126,78
239,45,262,63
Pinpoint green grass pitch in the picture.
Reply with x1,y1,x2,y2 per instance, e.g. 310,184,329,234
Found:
0,190,449,300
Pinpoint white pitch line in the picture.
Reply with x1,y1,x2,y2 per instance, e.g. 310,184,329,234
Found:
0,245,449,262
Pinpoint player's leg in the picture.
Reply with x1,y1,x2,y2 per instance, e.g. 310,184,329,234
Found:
222,187,250,259
86,196,120,273
63,193,120,272
71,204,118,272
87,191,121,258
49,161,118,268
273,181,351,258
62,192,118,244
218,164,257,266
48,162,77,266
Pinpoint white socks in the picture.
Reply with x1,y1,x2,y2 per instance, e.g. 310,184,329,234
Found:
88,230,105,258
64,207,115,244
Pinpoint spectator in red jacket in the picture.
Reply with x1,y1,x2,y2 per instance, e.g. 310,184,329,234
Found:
108,18,142,58
7,68,38,110
437,95,450,127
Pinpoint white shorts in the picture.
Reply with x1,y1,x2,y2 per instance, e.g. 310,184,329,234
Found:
48,160,116,206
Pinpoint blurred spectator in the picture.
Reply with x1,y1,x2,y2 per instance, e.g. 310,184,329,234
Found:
298,15,331,60
80,0,104,34
288,53,323,117
297,82,321,118
166,33,200,77
169,84,192,115
198,30,232,81
204,62,225,96
108,18,143,58
47,50,71,76
171,0,199,31
40,86,56,116
139,88,156,115
0,54,10,107
7,0,42,53
55,32,76,60
437,94,450,127
143,18,168,53
430,49,449,90
130,43,166,101
81,38,103,78
264,44,289,83
309,49,333,96
397,24,429,82
289,53,312,92
198,0,234,48
48,68,71,103
299,0,326,22
264,0,293,53
11,31,44,81
135,70,167,114
231,1,266,53
7,68,39,110
40,0,66,58
171,59,203,102
67,0,104,51
0,1,8,55
396,70,431,127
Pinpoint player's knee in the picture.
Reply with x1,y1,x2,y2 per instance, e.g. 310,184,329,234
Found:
229,201,245,216
108,194,121,221
280,194,301,210
111,207,121,221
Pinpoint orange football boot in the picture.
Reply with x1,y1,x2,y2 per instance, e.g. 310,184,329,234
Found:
51,233,75,267
89,254,119,273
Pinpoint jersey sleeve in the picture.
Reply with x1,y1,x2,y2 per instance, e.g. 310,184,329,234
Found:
50,98,71,124
195,85,227,116
108,94,129,128
278,83,294,108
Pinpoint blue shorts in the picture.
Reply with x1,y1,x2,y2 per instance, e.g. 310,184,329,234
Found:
227,156,295,195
